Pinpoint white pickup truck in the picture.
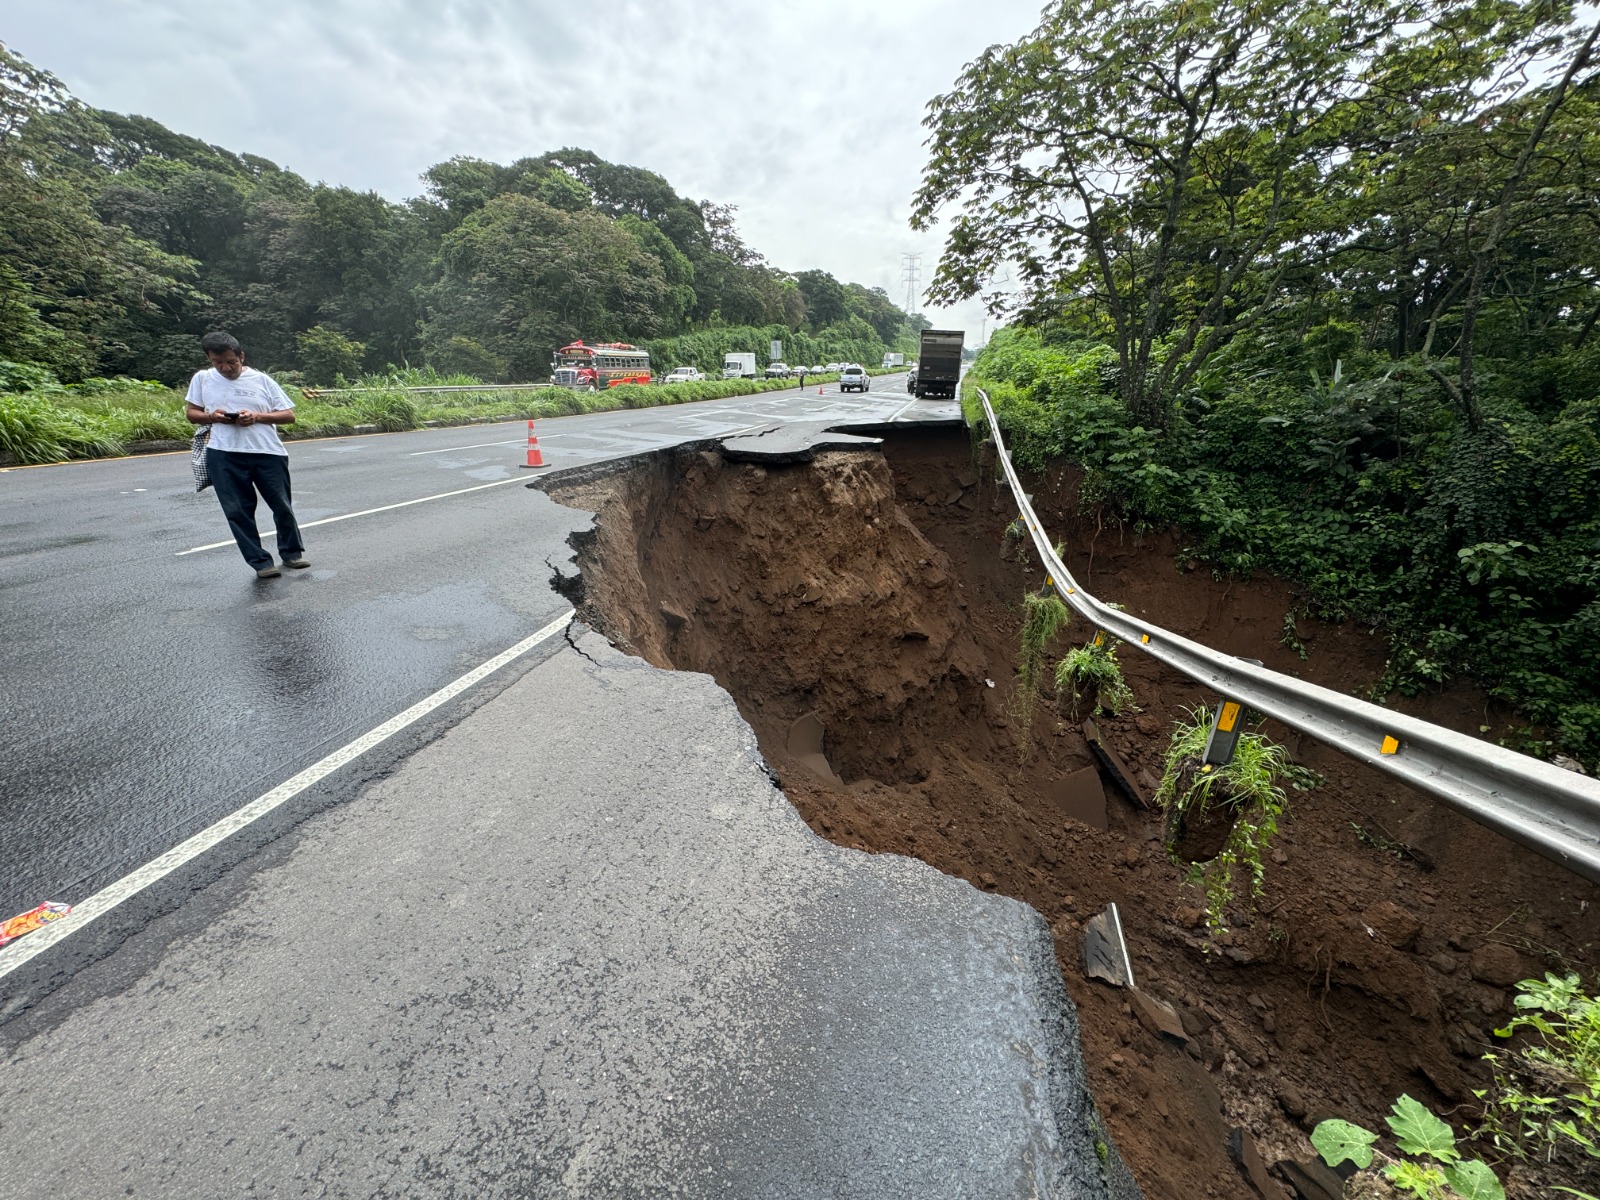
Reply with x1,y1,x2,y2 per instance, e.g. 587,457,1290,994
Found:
662,367,705,384
838,364,869,393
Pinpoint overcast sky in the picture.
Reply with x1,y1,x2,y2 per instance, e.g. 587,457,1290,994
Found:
6,0,1046,344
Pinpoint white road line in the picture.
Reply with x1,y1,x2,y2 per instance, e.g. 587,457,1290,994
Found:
174,476,527,555
407,438,524,456
886,398,919,422
0,608,575,983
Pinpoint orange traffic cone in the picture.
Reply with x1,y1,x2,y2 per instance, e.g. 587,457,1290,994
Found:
818,386,824,395
520,419,546,468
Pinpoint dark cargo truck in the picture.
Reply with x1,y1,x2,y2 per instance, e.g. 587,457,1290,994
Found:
912,329,964,398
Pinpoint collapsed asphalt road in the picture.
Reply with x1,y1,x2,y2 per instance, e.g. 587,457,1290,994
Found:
0,379,1144,1197
1,626,1137,1199
0,377,920,919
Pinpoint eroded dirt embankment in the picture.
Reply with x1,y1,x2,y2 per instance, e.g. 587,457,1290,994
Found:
544,427,1599,1200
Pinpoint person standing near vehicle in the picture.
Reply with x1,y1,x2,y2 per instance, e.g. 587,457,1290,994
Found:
796,365,808,391
184,331,309,579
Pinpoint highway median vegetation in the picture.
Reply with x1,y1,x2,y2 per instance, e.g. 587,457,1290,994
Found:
0,360,906,464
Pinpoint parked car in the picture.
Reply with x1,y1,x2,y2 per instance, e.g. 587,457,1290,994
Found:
825,362,841,372
839,364,870,393
662,366,705,384
765,362,790,378
812,366,827,375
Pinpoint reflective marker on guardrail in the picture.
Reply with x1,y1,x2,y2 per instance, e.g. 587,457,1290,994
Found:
974,387,1600,885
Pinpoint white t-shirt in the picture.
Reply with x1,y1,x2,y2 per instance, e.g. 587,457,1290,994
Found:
185,367,296,455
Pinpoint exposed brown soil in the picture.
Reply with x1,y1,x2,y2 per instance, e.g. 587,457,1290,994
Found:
546,427,1599,1200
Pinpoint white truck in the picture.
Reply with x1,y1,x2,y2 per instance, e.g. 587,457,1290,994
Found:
722,352,758,379
882,352,904,368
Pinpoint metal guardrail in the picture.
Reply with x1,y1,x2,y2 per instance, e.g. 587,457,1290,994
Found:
975,388,1600,885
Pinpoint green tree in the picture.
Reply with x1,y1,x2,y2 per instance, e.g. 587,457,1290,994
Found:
618,213,695,334
795,269,848,329
0,43,203,378
843,282,908,343
422,193,673,380
537,170,592,212
428,335,505,381
911,0,1572,425
295,324,366,384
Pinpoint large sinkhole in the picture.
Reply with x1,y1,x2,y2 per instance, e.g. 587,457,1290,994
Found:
542,425,1599,1200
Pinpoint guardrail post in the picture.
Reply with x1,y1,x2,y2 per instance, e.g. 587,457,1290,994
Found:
1202,699,1245,767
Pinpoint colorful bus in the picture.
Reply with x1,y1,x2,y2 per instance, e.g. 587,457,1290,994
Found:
550,341,652,390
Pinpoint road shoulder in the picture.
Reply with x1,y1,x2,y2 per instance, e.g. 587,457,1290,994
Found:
2,627,1133,1198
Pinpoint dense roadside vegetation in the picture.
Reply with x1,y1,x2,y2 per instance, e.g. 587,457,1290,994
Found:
0,361,903,465
0,42,921,393
929,0,1600,770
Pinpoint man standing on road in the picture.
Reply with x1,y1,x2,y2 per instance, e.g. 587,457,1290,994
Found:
796,365,808,391
184,331,309,579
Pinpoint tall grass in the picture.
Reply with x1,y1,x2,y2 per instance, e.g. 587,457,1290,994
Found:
0,393,123,463
1156,708,1292,933
1012,590,1072,754
1055,634,1137,718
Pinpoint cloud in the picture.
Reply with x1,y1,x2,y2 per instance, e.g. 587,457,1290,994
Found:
6,0,1045,339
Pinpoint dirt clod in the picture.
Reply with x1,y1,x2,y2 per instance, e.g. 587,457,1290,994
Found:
1469,943,1532,988
1361,900,1423,951
1276,1083,1307,1119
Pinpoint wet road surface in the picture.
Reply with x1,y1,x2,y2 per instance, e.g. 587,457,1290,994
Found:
0,627,1136,1200
0,377,924,917
0,378,1145,1197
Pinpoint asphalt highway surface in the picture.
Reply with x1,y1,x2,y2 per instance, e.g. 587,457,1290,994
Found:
0,374,1146,1197
0,375,921,919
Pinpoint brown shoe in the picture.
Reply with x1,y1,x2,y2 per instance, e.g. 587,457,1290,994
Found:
282,557,310,569
256,565,282,579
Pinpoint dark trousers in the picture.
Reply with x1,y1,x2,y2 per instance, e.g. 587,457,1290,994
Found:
206,448,305,569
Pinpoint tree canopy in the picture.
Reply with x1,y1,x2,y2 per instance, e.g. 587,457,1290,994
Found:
914,0,1600,427
934,1,1600,767
0,43,918,384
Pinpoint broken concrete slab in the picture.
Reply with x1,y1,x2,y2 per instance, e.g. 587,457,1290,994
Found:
1082,719,1153,810
1083,903,1136,989
1275,1157,1346,1200
1230,1127,1289,1199
719,422,882,464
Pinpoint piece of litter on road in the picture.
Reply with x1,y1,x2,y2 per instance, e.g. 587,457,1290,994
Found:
0,902,72,948
984,678,995,688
